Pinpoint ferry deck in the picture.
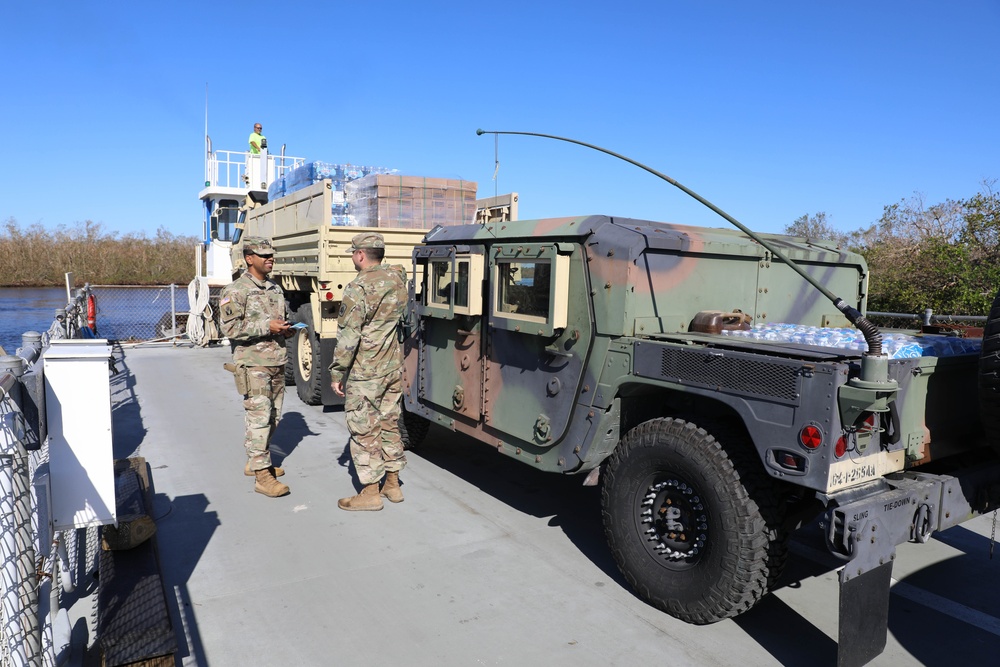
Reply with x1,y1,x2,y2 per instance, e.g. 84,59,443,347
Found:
59,341,1000,666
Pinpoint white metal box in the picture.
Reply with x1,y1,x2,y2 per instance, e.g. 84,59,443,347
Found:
43,339,116,529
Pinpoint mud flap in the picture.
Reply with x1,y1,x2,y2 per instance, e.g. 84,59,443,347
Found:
319,337,344,406
837,559,893,667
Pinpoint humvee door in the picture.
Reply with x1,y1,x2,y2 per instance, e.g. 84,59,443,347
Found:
411,246,487,421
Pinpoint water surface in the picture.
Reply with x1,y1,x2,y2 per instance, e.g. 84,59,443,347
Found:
0,286,190,354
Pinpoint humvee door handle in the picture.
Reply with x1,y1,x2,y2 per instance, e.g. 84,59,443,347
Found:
545,346,572,358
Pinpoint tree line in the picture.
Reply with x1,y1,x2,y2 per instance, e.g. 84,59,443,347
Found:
0,218,200,286
4,181,998,317
785,180,1000,318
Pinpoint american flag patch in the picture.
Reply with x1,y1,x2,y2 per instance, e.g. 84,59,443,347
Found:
220,297,230,305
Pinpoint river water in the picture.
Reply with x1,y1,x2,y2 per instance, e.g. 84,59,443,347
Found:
0,286,190,354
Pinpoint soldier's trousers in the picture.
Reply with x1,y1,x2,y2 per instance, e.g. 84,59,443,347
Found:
344,368,407,486
243,366,285,471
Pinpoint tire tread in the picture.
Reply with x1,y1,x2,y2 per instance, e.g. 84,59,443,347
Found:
601,417,787,624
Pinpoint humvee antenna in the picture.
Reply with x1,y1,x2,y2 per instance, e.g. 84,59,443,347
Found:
476,128,884,356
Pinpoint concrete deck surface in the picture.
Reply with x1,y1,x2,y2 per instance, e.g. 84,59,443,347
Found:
73,343,1000,666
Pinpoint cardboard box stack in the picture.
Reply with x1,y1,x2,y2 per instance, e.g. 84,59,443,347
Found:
268,162,395,225
345,175,477,228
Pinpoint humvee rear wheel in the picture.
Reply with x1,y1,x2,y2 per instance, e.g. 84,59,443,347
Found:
291,304,323,405
601,417,785,624
978,287,1000,454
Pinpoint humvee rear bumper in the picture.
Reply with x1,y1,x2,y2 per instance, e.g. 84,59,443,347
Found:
824,459,1000,667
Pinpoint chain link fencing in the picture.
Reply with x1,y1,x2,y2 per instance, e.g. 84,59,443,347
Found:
89,285,191,344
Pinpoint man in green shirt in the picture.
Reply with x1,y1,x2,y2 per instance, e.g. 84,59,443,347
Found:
248,123,265,154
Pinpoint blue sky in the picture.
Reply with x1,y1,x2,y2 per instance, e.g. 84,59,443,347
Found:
1,1,997,239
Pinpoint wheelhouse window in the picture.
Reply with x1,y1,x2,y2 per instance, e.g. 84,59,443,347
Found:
211,199,240,242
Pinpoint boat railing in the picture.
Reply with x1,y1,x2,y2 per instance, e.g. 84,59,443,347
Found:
0,282,106,667
205,149,306,190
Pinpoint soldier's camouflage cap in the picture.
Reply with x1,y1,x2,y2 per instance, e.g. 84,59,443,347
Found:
349,232,385,252
243,236,274,257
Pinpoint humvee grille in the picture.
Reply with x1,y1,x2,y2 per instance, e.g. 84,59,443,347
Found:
650,346,801,404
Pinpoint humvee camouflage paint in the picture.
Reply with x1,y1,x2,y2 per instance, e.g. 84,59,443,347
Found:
402,214,1000,667
405,215,870,476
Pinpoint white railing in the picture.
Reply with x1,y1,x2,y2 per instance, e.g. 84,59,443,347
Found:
205,149,305,190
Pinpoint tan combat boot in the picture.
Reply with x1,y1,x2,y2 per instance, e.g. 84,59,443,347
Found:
380,471,404,503
255,469,290,497
245,462,285,477
338,483,383,511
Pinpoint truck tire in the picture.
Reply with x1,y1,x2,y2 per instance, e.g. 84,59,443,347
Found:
290,303,323,405
978,286,1000,453
400,406,430,450
283,335,296,387
601,417,787,624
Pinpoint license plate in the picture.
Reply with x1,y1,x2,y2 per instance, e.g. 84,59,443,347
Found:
825,449,906,492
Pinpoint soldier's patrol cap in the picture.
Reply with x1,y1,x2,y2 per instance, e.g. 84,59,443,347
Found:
243,237,274,257
349,232,385,252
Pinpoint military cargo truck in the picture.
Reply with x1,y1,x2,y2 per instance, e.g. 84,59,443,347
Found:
232,176,514,405
401,214,1000,667
233,179,426,405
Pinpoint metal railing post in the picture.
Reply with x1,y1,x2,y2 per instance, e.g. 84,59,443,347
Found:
1,356,41,666
63,273,73,305
923,308,933,327
171,284,178,346
53,309,67,340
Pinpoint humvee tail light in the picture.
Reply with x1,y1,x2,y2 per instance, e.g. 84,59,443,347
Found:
861,413,877,433
835,436,847,458
799,425,823,449
773,450,806,472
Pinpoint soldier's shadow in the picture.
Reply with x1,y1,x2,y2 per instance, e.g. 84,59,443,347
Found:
336,442,364,490
270,411,317,467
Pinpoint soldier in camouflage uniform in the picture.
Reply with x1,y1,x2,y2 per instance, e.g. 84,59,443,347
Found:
331,232,408,511
219,237,293,498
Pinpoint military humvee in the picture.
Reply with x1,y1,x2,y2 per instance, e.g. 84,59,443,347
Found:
401,214,1000,667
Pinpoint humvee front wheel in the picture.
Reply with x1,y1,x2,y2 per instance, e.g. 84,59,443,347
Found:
601,417,786,624
979,287,1000,454
290,304,323,405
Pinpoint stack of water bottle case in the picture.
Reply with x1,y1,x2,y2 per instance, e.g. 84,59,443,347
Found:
721,322,982,359
267,161,477,228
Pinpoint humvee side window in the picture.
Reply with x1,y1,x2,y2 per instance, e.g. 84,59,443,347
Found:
496,261,551,318
429,261,452,306
421,255,483,318
491,245,569,336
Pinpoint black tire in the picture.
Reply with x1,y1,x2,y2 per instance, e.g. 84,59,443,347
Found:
601,417,787,624
979,287,1000,454
400,405,430,450
290,303,323,405
283,335,296,387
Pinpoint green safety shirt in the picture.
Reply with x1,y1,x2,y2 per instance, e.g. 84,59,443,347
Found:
249,131,265,154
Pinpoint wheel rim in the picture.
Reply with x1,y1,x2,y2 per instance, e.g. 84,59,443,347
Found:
296,330,313,381
635,473,709,568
